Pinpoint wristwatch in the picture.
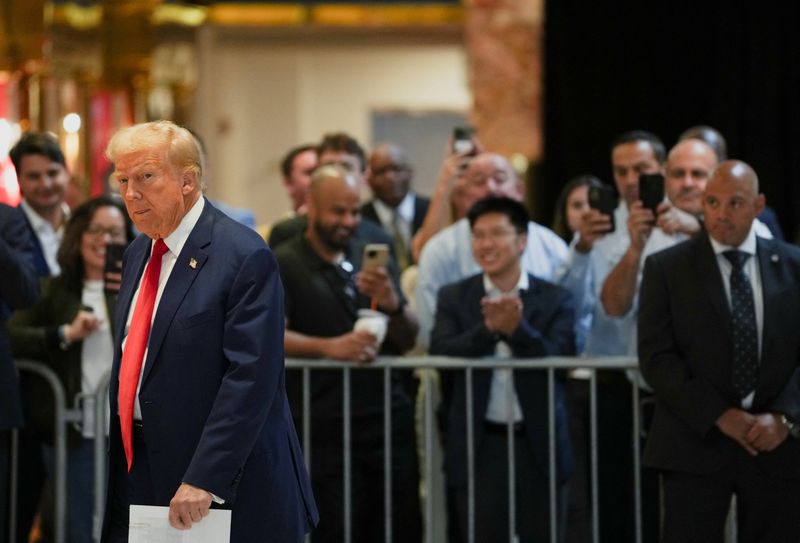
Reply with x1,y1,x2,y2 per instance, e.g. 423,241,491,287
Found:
58,325,71,351
780,414,800,438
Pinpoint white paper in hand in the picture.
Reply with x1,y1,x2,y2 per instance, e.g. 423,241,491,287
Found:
129,505,231,543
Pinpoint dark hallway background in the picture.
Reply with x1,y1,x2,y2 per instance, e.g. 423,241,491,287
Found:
538,1,800,241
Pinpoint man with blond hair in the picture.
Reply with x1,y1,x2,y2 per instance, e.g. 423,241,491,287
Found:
102,121,317,542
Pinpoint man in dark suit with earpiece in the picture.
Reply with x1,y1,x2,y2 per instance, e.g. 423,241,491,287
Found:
639,160,800,542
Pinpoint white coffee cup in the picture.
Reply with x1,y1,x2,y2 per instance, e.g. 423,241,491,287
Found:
353,309,389,345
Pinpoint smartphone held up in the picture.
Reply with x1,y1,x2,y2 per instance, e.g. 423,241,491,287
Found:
361,243,390,272
452,126,476,156
639,173,665,214
588,184,617,233
104,243,126,295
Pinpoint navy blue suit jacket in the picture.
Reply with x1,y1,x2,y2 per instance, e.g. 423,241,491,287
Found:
430,272,576,487
103,200,318,542
0,203,39,430
639,234,800,477
15,205,53,277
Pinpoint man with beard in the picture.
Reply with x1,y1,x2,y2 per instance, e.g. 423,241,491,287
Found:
273,164,422,543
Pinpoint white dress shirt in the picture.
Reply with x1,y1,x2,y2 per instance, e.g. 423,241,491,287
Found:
20,199,69,275
708,225,763,409
482,272,527,424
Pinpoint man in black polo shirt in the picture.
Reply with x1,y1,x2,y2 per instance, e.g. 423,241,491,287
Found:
274,164,422,543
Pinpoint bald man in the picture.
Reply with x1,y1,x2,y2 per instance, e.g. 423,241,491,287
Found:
273,165,422,543
639,160,800,542
361,143,430,270
657,139,773,239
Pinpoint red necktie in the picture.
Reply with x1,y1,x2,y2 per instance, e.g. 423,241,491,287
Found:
118,238,169,471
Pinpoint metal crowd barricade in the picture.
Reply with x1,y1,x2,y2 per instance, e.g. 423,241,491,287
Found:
7,356,738,543
286,355,641,543
11,360,74,543
8,361,111,543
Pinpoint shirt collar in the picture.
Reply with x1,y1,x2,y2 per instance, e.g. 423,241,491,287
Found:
158,196,205,257
372,192,415,225
482,269,529,298
20,199,70,233
708,223,758,257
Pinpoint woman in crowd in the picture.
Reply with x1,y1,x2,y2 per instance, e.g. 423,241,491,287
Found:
551,174,603,244
551,174,604,543
9,195,133,543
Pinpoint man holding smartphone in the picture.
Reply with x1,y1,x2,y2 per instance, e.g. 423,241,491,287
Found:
565,130,667,543
274,164,422,543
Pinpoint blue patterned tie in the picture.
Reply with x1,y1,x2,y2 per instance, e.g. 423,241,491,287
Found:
723,250,758,398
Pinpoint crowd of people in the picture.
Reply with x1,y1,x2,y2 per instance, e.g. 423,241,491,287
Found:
0,121,798,543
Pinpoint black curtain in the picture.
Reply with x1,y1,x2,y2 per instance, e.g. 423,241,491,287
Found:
539,1,800,241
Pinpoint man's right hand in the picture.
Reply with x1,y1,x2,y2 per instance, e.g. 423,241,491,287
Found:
626,201,655,253
716,408,758,456
324,330,380,364
575,208,612,253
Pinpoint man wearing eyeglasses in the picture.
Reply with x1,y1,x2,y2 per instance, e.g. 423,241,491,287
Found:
430,196,575,543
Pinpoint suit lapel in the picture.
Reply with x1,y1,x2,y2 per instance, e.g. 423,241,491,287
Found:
110,236,151,401
695,235,732,330
520,274,542,324
755,238,782,385
140,205,213,386
466,274,487,324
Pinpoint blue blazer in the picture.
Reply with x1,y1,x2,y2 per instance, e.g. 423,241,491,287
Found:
15,205,52,277
102,201,318,542
430,272,576,487
0,203,39,430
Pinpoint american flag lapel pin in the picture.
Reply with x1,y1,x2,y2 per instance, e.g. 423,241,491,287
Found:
189,257,198,269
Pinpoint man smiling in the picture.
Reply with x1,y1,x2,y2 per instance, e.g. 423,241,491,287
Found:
430,196,575,543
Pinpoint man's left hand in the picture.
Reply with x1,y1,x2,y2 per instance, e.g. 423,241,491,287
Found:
356,267,400,313
169,483,212,530
745,413,789,453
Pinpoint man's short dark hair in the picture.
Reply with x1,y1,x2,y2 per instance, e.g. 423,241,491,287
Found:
468,196,529,235
280,144,316,178
9,132,66,172
610,130,666,164
317,133,366,172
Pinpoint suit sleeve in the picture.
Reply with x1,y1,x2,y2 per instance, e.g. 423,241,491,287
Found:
768,249,800,421
0,208,39,310
638,254,730,437
429,285,496,357
8,279,66,359
507,288,576,358
182,246,285,502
